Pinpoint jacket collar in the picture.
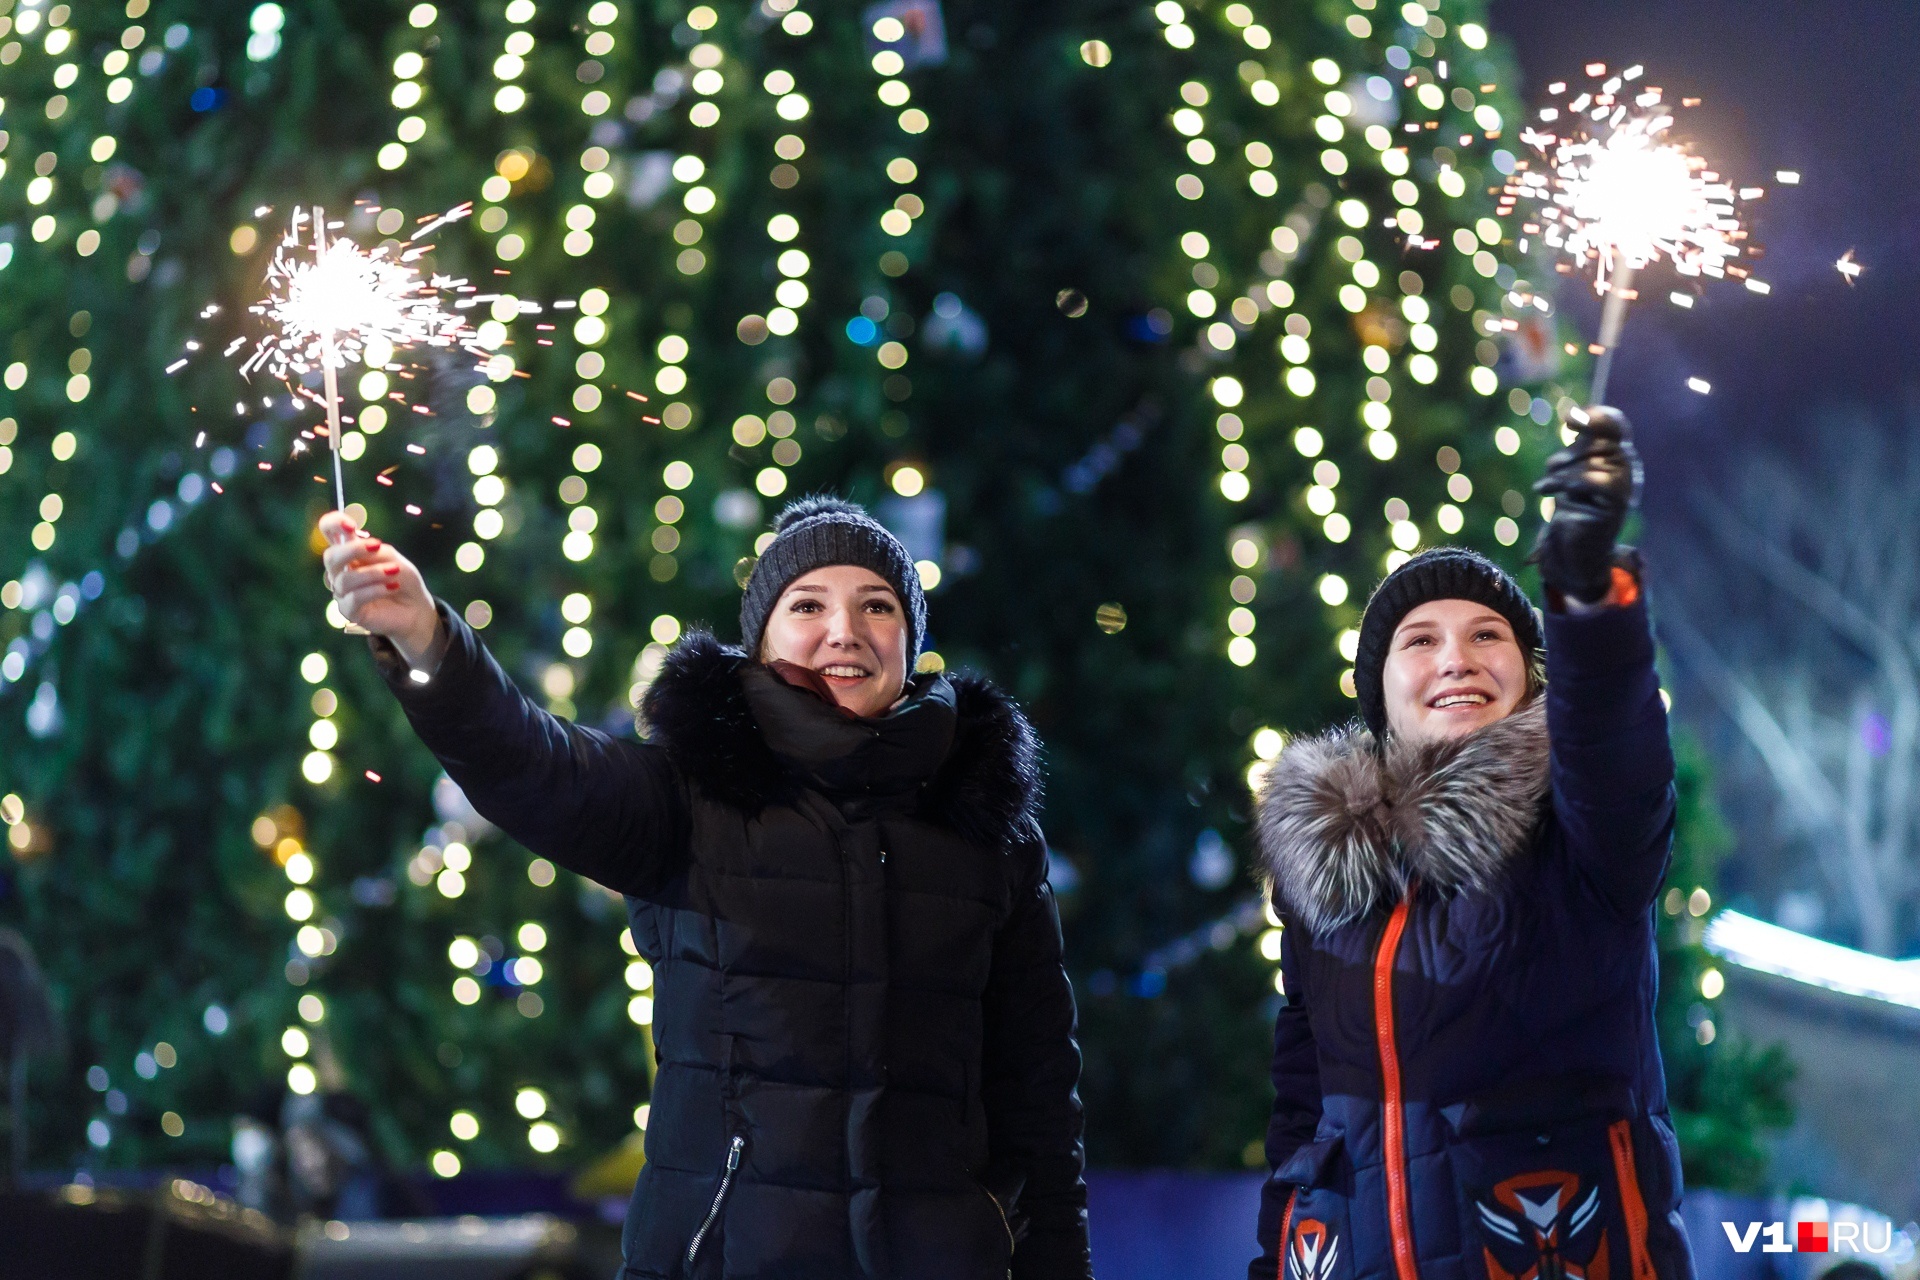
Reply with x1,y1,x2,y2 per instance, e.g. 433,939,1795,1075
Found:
1255,699,1549,932
739,664,958,799
640,632,1043,851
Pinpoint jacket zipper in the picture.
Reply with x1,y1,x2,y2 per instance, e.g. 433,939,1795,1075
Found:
1373,894,1419,1280
980,1183,1015,1252
687,1135,745,1269
1607,1120,1657,1280
1276,1186,1298,1280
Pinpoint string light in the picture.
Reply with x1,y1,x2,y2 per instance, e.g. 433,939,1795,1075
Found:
0,7,171,695
0,0,699,1163
1154,0,1558,990
545,5,627,680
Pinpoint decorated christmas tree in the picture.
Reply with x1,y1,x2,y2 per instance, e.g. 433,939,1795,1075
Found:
0,0,1587,1180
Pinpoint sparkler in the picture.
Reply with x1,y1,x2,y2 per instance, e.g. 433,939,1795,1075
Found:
241,205,478,514
1501,65,1760,403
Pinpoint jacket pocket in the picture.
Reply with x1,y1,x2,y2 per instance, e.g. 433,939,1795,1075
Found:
1275,1136,1355,1280
685,1133,745,1277
1442,1074,1650,1280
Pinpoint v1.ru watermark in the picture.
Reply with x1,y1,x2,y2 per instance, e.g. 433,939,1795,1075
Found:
1722,1221,1897,1253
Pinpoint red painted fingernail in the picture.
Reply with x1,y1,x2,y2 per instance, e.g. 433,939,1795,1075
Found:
386,582,399,591
384,565,400,576
366,539,382,550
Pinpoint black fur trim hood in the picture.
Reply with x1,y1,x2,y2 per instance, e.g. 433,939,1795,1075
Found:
639,631,1043,851
1254,699,1549,931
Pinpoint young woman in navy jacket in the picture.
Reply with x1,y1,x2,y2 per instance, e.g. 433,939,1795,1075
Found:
1252,409,1695,1280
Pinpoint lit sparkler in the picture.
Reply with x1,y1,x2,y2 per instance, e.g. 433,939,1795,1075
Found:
1501,65,1761,402
241,205,478,512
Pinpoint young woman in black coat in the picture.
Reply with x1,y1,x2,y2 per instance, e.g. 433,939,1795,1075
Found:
1250,410,1697,1280
321,497,1091,1280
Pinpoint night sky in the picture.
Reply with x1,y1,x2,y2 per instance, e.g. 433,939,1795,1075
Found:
1490,0,1920,513
1489,1,1920,935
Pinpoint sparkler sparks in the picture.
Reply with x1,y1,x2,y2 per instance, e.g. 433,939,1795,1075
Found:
240,205,479,510
1500,65,1764,403
1507,67,1752,293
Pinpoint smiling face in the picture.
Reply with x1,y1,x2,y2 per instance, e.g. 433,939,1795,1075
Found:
759,565,911,718
1381,598,1529,743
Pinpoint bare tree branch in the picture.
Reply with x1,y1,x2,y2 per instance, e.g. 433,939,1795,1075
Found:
1654,600,1844,830
1694,490,1903,668
1658,410,1920,954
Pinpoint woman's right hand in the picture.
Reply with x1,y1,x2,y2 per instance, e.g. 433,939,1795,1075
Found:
1530,406,1640,604
319,511,443,668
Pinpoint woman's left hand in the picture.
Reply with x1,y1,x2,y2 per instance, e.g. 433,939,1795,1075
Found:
1531,405,1640,603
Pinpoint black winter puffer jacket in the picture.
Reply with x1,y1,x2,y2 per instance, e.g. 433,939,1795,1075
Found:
377,607,1091,1280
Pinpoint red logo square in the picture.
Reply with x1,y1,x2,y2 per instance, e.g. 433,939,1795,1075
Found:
1798,1222,1829,1253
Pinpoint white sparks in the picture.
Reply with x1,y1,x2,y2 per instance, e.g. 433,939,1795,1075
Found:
410,203,475,242
241,205,477,385
239,203,479,509
1837,249,1862,285
1507,79,1753,294
1687,377,1711,394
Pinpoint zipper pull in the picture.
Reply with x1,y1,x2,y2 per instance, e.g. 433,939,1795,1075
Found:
688,1135,747,1268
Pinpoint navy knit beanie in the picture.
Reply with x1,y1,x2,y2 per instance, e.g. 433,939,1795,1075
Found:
739,496,927,664
1352,547,1542,739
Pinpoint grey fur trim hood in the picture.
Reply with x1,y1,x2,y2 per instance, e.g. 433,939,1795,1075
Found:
1255,699,1549,932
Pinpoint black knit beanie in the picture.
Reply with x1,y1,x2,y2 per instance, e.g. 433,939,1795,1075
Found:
1352,547,1542,740
739,496,927,664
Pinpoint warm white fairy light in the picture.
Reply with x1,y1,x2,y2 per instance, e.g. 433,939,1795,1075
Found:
554,2,623,670
1162,56,1273,670
1181,1,1534,757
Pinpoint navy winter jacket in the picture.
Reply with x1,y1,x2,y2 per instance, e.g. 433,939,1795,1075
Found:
375,610,1091,1280
1250,597,1694,1280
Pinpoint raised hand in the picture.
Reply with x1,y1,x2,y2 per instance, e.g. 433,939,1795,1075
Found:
1530,405,1642,604
318,512,442,668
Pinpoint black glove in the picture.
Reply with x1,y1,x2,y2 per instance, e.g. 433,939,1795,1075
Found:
1529,405,1641,604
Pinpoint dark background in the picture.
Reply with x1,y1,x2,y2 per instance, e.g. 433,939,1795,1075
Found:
1491,0,1920,509
1492,0,1920,935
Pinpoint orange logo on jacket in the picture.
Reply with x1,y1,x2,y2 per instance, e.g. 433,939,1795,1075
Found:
1475,1170,1610,1280
1289,1218,1341,1280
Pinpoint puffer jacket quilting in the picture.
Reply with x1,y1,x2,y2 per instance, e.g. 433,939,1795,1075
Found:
1249,598,1694,1280
379,611,1090,1280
